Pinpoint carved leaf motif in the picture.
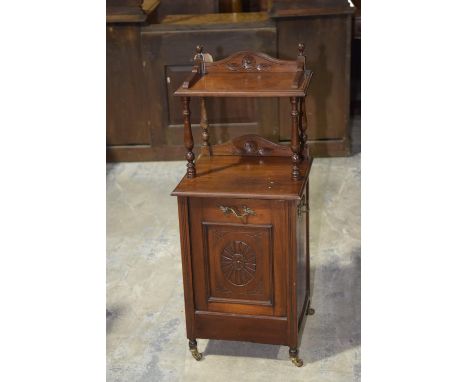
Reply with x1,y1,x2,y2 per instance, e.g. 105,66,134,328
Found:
225,56,272,72
227,63,240,71
241,55,255,70
256,63,271,71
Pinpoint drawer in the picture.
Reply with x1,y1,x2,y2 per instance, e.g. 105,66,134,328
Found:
200,198,272,225
189,197,288,317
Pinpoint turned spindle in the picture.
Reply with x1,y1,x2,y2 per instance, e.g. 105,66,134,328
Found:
200,97,210,150
182,97,195,178
299,97,308,157
290,97,301,180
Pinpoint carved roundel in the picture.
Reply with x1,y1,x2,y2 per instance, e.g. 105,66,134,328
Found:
220,241,256,286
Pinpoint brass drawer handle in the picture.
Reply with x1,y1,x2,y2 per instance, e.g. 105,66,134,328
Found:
219,205,256,224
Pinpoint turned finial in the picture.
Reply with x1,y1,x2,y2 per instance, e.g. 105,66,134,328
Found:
298,43,305,56
195,45,206,75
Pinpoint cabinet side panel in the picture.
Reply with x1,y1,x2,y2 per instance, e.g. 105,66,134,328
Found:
296,195,308,322
177,196,195,339
271,200,288,316
287,200,298,348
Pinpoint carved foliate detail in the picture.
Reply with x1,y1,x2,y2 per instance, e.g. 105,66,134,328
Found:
226,55,271,72
242,140,269,156
221,241,256,286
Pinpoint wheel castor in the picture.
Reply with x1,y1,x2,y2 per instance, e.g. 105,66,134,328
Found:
289,348,304,367
188,339,203,361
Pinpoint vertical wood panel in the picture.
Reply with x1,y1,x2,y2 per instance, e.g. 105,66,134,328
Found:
277,15,351,142
107,24,151,145
141,23,279,151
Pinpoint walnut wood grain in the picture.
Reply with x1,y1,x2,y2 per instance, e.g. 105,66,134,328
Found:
200,134,291,157
161,12,270,25
175,71,312,97
175,186,311,349
174,46,313,97
172,155,312,200
173,46,314,363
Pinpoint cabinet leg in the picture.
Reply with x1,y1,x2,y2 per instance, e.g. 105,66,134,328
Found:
289,348,304,367
188,339,203,361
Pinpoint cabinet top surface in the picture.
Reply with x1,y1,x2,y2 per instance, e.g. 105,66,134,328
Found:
174,70,313,97
174,50,312,97
172,155,312,200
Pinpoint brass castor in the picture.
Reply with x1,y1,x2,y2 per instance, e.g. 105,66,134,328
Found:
289,348,304,367
188,339,203,361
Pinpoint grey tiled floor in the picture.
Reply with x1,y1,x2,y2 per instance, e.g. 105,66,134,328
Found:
107,153,361,382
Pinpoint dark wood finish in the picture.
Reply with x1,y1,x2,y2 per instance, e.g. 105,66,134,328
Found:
106,0,160,159
194,311,289,345
201,134,293,157
173,49,313,365
270,0,354,17
160,11,270,25
172,154,312,200
272,1,353,156
200,97,210,149
182,97,196,178
107,1,352,161
106,0,147,23
177,196,196,339
174,158,312,357
151,0,219,23
190,199,286,316
107,24,152,146
175,47,311,178
219,0,243,13
138,17,279,156
174,50,312,98
290,97,301,180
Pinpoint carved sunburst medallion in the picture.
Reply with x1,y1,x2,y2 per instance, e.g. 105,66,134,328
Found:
220,241,256,286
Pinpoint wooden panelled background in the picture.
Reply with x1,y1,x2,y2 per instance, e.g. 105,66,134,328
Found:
106,0,359,162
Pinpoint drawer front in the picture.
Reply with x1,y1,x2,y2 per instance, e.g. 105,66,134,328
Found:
201,198,272,226
189,198,288,317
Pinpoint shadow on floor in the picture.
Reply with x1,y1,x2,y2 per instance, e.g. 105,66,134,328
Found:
106,305,125,335
203,247,360,364
204,340,281,360
305,247,361,364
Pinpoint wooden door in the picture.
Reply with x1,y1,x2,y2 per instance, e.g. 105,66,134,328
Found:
189,198,288,317
140,21,279,155
107,24,152,146
276,13,352,156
